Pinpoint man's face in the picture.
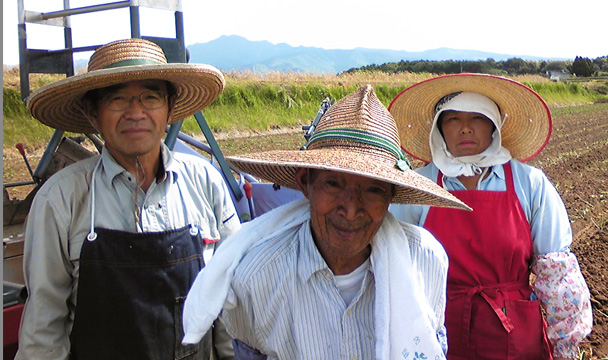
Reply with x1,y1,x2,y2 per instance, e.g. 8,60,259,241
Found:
296,168,395,273
439,110,495,157
87,80,173,164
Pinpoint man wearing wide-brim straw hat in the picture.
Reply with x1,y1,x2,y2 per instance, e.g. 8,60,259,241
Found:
388,73,593,360
17,38,241,360
183,84,470,359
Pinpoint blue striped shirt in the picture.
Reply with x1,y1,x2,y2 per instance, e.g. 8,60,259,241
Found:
221,218,448,359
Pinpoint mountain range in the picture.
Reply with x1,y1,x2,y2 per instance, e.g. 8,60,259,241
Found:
187,35,564,74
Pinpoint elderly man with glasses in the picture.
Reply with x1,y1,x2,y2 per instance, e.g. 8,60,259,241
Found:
16,39,240,360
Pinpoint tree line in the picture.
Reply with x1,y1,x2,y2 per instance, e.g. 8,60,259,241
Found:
344,56,608,78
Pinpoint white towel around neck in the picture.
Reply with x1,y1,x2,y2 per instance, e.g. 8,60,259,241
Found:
430,91,512,177
182,198,445,359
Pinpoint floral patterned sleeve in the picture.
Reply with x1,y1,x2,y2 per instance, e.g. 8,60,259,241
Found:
531,251,593,359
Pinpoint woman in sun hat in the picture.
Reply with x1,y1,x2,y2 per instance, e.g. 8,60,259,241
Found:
183,85,471,359
389,73,592,360
17,38,240,360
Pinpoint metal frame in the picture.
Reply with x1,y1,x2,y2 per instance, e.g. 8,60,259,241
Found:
16,0,242,200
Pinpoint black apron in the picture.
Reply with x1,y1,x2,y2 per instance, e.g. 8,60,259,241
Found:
69,158,215,360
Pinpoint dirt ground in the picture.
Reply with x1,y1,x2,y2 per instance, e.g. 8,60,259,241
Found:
526,103,608,357
3,103,608,357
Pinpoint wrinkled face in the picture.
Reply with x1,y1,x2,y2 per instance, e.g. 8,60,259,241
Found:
85,80,174,164
439,110,496,157
295,168,395,270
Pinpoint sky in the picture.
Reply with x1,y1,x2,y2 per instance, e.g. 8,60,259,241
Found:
3,0,608,66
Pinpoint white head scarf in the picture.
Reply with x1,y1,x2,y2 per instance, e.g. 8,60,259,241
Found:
430,91,512,177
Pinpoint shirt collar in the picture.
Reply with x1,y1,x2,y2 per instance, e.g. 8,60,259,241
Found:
99,142,178,184
297,220,335,282
160,142,178,175
441,163,506,188
491,163,506,181
159,142,178,183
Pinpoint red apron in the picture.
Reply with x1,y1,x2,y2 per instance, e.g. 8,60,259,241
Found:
424,163,552,360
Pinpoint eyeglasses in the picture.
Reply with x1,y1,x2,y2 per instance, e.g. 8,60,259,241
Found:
101,91,168,111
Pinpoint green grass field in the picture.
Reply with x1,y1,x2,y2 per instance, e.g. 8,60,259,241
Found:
3,69,607,151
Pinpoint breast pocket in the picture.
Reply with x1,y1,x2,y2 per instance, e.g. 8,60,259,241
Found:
192,221,219,267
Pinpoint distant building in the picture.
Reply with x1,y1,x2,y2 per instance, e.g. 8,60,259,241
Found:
547,70,572,81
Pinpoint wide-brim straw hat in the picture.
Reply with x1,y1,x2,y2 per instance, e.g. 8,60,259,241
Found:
27,38,225,133
388,73,552,162
228,85,470,209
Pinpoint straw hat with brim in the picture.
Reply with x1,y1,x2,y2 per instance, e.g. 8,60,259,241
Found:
388,73,552,163
26,38,225,133
228,85,470,209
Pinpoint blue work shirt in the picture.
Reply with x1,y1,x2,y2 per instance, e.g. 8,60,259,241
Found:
17,143,240,360
389,159,572,255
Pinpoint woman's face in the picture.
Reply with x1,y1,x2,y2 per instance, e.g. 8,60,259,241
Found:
439,110,495,157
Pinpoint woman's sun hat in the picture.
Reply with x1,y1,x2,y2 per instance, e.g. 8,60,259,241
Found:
388,73,552,162
26,38,225,133
227,84,470,209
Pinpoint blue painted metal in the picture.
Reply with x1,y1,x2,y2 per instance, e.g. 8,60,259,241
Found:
32,130,65,182
194,112,243,201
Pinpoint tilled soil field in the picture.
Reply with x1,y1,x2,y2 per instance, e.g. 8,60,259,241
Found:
3,102,608,357
526,104,608,356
